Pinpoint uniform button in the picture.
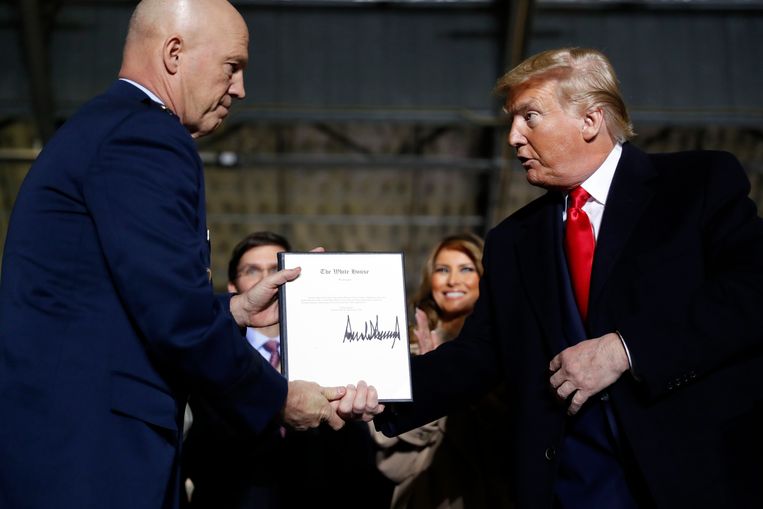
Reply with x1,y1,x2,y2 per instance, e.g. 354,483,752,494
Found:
600,393,610,402
544,447,556,461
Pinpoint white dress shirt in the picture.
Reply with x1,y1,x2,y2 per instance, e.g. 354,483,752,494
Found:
119,78,164,105
245,327,279,364
563,143,622,241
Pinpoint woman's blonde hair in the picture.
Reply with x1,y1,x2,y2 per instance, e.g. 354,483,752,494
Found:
412,232,484,331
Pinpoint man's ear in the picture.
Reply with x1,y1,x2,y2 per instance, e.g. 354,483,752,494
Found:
581,107,605,142
227,281,238,293
162,35,182,74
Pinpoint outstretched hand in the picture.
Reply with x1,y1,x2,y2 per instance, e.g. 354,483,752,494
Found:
335,380,385,422
230,246,324,328
413,308,444,354
548,332,629,415
283,380,347,431
229,267,301,328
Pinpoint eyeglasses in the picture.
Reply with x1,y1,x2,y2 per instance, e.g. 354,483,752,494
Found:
236,265,278,279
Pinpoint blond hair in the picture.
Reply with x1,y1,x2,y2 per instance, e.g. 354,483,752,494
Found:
495,47,635,142
412,232,484,331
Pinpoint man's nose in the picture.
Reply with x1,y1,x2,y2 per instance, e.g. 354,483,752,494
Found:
508,123,525,147
230,72,246,100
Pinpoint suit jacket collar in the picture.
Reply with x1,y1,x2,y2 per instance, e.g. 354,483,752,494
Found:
106,79,152,102
105,80,178,119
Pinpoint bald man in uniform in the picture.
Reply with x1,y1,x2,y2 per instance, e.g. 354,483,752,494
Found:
0,1,381,508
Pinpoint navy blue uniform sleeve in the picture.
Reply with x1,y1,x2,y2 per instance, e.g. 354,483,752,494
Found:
82,111,286,433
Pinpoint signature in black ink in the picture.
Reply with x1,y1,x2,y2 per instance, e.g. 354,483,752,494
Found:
343,315,401,349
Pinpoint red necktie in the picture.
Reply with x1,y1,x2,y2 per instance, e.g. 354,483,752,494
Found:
263,340,287,437
564,187,595,321
264,339,281,370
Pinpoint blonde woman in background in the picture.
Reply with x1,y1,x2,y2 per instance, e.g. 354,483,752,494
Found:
373,233,513,509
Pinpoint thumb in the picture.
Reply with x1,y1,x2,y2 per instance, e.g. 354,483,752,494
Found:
321,385,347,402
324,406,346,430
549,354,561,372
270,266,301,285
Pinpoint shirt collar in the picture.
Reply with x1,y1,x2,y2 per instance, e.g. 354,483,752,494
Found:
119,78,165,106
580,143,623,206
245,327,279,349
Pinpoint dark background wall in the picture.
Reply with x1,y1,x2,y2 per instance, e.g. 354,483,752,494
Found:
1,0,762,292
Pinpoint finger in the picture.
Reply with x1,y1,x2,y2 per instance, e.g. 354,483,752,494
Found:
567,390,589,415
272,267,301,285
414,308,428,330
556,380,576,400
549,354,562,372
337,384,357,416
413,310,430,348
361,402,386,421
549,368,565,389
359,385,385,421
324,406,346,430
321,385,347,402
256,267,301,291
353,380,369,415
309,246,325,253
364,385,380,413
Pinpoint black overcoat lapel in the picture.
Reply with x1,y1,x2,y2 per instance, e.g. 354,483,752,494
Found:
589,143,658,313
516,191,566,355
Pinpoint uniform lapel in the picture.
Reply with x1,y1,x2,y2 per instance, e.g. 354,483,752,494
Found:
589,143,658,312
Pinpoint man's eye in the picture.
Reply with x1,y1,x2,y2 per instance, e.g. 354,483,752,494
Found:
239,267,261,278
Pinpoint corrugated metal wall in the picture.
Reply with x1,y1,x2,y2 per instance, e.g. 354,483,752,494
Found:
1,0,762,292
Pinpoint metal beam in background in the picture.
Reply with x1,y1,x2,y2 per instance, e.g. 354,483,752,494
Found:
537,0,763,11
206,212,485,228
197,152,503,172
506,0,534,71
231,0,494,6
16,0,56,144
57,0,493,4
312,123,374,156
0,148,41,162
222,106,497,125
0,146,506,173
629,109,763,127
486,0,535,230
